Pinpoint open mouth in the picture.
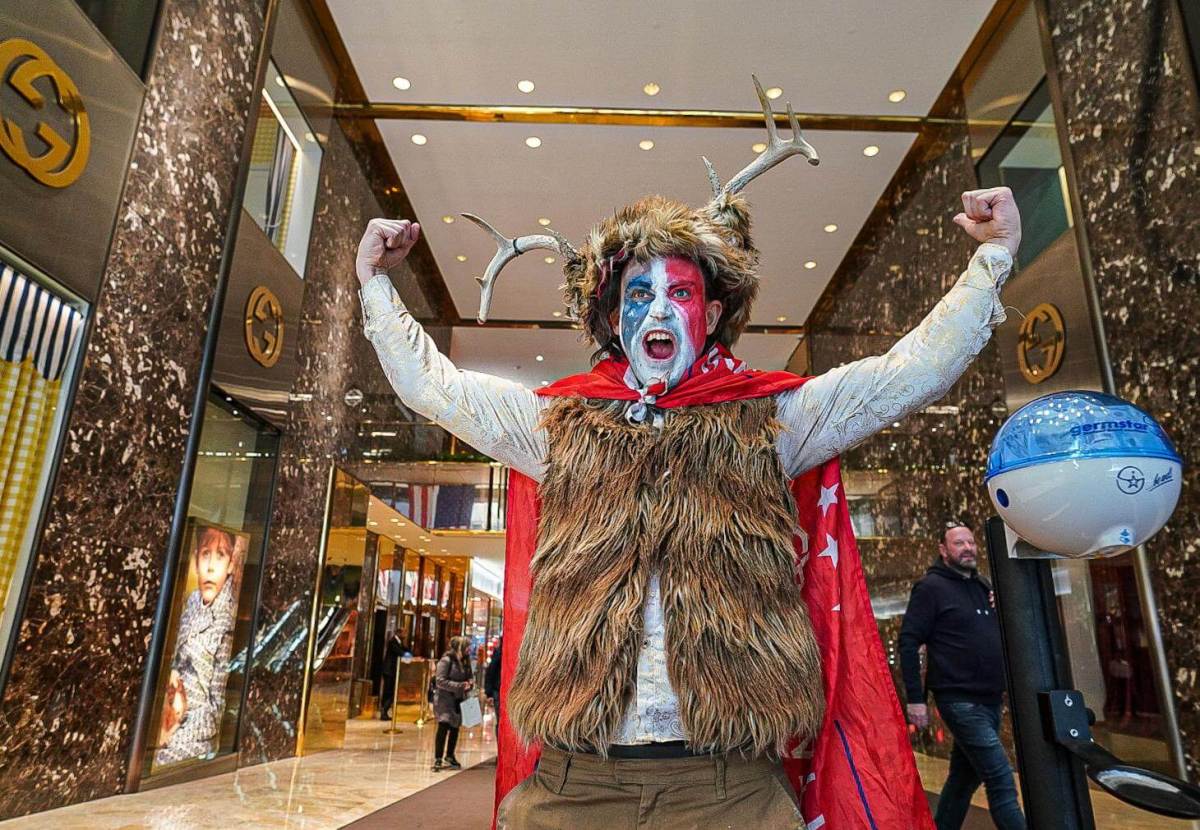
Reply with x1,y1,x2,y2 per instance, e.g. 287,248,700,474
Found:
642,329,676,361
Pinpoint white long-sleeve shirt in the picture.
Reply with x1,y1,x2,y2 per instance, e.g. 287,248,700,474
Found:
360,243,1012,744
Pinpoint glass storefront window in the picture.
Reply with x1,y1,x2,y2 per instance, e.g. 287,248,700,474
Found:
976,81,1072,268
242,61,322,278
300,469,369,754
142,391,279,778
0,258,87,682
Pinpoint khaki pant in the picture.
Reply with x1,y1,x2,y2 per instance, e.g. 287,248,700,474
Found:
497,746,804,830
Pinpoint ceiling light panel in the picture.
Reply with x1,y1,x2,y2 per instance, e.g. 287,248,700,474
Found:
376,119,914,324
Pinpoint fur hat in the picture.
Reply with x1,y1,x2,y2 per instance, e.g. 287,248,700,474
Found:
560,191,759,350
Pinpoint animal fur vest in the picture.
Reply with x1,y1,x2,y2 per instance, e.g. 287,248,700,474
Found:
505,395,825,756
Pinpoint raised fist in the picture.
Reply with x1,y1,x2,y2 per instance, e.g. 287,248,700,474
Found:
356,218,421,286
953,187,1022,259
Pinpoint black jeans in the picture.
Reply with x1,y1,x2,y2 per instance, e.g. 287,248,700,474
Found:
434,721,460,761
934,699,1025,830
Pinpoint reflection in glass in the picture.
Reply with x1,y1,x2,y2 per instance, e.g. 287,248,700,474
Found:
143,392,279,777
242,62,323,277
976,80,1071,268
299,469,368,754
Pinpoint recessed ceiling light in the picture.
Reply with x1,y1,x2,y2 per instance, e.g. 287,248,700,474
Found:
304,132,316,143
411,133,427,146
442,215,455,223
639,139,654,151
525,136,542,148
551,310,563,317
863,145,880,157
823,223,838,233
765,87,783,100
535,354,544,362
804,260,817,269
540,380,549,386
888,89,907,103
643,82,660,96
776,316,787,322
456,254,467,262
752,142,767,153
368,521,378,526
537,217,551,226
543,256,556,264
390,518,399,523
393,76,411,91
517,79,535,93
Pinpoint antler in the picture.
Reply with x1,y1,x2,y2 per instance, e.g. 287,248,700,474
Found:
702,74,819,199
461,213,576,323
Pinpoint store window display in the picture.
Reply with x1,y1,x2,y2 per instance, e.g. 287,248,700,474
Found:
155,523,248,766
143,392,279,776
0,260,86,680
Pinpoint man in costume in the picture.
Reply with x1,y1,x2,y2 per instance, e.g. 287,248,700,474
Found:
356,80,1020,828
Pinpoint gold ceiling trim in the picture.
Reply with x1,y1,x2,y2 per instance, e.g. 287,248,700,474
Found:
329,101,1043,133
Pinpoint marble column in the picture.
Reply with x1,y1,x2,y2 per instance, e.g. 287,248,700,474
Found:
237,120,441,765
1043,0,1200,774
805,101,1010,760
0,0,268,819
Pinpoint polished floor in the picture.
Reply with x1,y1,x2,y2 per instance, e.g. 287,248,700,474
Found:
914,751,1196,829
0,717,496,829
2,724,1192,828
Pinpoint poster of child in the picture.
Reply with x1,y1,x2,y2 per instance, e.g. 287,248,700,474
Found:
153,522,248,769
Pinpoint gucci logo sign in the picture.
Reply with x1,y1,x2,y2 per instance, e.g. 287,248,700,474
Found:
0,38,90,188
244,286,284,368
1017,302,1065,384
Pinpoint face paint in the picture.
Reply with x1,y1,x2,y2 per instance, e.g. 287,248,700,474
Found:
618,256,709,390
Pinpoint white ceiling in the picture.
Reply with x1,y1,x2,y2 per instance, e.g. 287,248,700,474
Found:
328,0,995,372
329,1,994,114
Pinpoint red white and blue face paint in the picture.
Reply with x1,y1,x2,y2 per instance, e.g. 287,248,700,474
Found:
618,256,710,391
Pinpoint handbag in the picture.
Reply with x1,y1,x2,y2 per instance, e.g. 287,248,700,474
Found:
459,694,483,728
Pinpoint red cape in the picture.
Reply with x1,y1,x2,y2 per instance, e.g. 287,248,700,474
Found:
493,350,933,829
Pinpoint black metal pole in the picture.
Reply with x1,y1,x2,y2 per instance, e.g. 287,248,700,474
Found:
985,516,1096,829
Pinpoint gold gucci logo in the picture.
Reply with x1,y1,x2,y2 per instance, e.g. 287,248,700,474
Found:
1017,302,1065,384
245,286,284,368
0,38,90,188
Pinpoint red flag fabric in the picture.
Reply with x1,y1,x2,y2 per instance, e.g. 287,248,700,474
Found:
782,461,934,829
492,352,933,829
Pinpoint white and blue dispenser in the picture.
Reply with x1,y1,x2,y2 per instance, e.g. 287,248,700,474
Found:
985,390,1182,558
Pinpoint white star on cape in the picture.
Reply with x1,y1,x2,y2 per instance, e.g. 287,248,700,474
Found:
818,533,839,568
817,482,840,516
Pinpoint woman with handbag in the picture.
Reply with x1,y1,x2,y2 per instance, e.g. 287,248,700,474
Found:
432,636,474,771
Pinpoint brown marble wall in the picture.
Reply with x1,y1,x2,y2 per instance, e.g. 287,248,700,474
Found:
805,102,1008,760
1042,0,1200,774
237,117,443,764
0,0,268,818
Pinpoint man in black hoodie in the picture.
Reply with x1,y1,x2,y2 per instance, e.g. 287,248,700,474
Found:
899,521,1026,830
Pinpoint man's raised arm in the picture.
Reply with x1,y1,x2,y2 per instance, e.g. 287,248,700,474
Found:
357,218,547,480
776,187,1021,477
